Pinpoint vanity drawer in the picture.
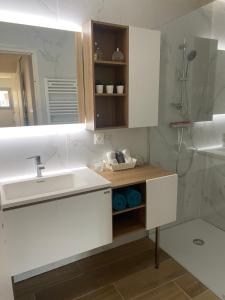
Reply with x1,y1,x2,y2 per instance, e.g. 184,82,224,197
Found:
4,189,112,275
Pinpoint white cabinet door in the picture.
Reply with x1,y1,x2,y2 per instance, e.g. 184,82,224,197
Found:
0,210,14,300
146,175,178,230
4,189,112,275
129,26,160,128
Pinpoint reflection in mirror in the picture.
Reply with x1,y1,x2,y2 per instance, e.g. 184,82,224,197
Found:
0,22,84,127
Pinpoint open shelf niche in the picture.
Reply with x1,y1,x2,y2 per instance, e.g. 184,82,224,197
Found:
83,20,129,130
112,183,146,238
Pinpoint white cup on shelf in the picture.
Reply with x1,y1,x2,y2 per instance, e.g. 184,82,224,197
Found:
96,84,104,94
116,85,124,94
106,84,114,94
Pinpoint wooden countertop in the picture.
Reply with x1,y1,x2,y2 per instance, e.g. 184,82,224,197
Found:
100,165,174,188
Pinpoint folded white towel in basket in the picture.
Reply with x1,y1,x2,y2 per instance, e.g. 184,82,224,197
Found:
122,149,132,163
106,151,118,165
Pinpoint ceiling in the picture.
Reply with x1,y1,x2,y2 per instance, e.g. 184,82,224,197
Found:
0,0,215,30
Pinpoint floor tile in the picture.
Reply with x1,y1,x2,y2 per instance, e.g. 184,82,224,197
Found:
78,238,155,273
15,237,219,300
75,285,122,300
36,248,169,300
16,294,36,300
15,261,82,297
115,259,186,299
175,273,207,298
193,290,221,300
135,282,189,300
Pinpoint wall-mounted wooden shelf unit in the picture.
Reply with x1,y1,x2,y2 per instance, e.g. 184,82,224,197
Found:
113,209,146,238
83,20,129,130
95,93,126,97
112,204,146,216
94,60,127,66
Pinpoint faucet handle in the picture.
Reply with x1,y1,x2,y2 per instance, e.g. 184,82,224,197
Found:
27,155,41,164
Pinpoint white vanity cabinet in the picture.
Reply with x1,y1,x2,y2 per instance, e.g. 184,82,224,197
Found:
4,188,112,275
100,166,177,239
0,210,14,300
129,27,160,128
146,174,178,230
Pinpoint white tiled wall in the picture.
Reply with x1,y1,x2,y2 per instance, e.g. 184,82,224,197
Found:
0,126,148,181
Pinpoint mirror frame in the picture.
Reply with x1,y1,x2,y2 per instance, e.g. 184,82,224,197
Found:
75,32,85,124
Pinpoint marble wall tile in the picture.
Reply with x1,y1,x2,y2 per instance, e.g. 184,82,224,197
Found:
0,0,58,21
151,3,216,224
154,0,225,227
200,155,225,230
0,127,148,181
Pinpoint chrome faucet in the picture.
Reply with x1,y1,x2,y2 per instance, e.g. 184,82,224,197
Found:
27,155,45,178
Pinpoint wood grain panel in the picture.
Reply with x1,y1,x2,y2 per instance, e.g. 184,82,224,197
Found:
14,262,81,297
175,273,207,298
135,282,189,300
193,290,220,300
115,259,186,299
82,20,95,130
16,294,36,300
100,165,173,189
77,285,122,300
78,238,155,273
14,238,217,300
36,248,169,300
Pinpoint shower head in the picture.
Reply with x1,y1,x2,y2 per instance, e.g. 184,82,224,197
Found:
187,50,197,62
185,50,197,78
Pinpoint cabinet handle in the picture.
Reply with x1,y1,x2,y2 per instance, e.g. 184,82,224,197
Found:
104,191,110,194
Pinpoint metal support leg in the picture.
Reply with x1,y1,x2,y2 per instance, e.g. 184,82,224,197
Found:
155,227,160,269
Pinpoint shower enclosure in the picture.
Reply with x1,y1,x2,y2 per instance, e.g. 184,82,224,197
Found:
150,1,225,298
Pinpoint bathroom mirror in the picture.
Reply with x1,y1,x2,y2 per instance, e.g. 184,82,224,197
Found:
0,22,85,127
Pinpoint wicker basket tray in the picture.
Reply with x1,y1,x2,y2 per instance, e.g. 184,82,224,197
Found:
105,158,137,171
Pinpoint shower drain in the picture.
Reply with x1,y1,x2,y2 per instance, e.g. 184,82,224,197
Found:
193,238,205,246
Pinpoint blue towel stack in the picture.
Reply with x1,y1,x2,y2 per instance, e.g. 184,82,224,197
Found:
112,192,127,211
122,188,142,208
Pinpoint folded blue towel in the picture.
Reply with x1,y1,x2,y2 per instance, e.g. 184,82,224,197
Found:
122,188,142,208
112,192,127,211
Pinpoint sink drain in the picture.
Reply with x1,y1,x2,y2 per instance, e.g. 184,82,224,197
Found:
193,238,205,246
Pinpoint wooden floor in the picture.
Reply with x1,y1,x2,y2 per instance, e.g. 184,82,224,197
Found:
14,238,220,300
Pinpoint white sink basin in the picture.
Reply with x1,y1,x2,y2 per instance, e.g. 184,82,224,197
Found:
0,167,110,209
3,173,79,201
